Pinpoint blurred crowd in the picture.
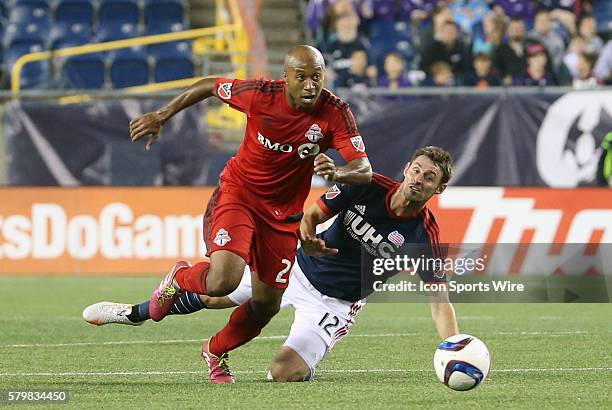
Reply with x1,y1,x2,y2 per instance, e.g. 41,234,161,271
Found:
305,0,612,90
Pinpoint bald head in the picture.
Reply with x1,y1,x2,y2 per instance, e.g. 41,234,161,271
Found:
284,45,326,71
283,45,326,111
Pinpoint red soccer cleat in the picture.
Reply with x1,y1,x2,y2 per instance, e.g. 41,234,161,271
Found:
201,339,235,384
148,260,191,322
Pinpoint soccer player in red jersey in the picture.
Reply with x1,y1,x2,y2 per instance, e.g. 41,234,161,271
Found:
129,45,372,383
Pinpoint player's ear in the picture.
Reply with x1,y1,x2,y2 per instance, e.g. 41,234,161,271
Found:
435,184,447,195
403,162,411,176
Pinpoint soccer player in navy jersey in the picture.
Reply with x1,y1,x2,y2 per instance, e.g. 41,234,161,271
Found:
129,45,371,383
85,146,459,382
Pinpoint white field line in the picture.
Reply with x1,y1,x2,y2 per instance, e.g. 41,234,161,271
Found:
1,367,611,377
0,330,591,349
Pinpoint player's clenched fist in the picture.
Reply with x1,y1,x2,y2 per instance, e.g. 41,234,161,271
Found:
129,111,164,151
314,153,336,181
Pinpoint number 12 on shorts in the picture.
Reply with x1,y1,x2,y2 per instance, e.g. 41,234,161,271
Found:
275,259,292,284
318,312,340,336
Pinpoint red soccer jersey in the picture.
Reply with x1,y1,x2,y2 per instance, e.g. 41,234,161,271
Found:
213,78,367,222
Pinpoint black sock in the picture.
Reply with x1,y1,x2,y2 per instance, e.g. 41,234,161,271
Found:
126,292,206,323
170,292,206,315
125,302,150,323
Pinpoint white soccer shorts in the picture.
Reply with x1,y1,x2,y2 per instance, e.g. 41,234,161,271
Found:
227,261,366,377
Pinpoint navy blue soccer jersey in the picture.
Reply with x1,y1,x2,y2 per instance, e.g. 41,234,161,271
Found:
297,173,444,302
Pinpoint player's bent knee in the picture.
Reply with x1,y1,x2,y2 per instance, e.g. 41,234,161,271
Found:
269,347,311,382
269,361,310,382
206,251,246,296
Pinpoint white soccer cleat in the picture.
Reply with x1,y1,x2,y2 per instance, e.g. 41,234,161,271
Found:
82,302,144,326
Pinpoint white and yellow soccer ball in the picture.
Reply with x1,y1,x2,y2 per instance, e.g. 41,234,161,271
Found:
433,334,491,391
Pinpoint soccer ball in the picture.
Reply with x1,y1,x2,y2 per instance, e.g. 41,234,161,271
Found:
433,334,490,391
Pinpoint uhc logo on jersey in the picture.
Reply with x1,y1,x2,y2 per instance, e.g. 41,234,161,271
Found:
350,136,365,152
217,82,232,99
343,211,397,258
325,185,341,200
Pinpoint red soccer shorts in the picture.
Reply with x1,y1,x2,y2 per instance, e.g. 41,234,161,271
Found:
203,184,299,289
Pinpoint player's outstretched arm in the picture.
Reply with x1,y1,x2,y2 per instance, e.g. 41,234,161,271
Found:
129,77,218,150
314,154,372,184
429,291,459,340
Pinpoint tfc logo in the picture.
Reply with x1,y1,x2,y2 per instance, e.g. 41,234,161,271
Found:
305,124,323,142
217,82,232,99
213,229,231,247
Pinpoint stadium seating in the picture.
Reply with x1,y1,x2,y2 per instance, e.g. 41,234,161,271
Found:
60,53,106,89
54,0,94,27
109,48,150,88
368,19,414,69
50,23,91,49
153,49,194,82
4,22,51,88
594,1,612,32
96,22,139,43
144,0,185,28
8,0,51,32
4,23,47,58
0,2,8,19
1,0,196,89
146,21,187,56
99,0,139,29
145,20,186,35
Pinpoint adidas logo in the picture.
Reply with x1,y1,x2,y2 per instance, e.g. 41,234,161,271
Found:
355,205,366,214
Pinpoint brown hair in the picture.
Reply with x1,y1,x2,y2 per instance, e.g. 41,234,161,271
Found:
430,61,452,76
410,146,454,185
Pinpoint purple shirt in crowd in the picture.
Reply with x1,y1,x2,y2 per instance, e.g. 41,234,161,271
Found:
366,0,440,20
492,0,534,20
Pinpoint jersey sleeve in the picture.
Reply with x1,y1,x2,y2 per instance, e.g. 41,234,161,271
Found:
213,78,255,115
316,183,364,216
329,104,368,162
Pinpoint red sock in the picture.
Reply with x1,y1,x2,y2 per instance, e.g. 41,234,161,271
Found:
209,300,266,357
174,261,209,294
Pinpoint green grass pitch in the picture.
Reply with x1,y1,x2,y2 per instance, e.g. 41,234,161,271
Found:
0,276,610,409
